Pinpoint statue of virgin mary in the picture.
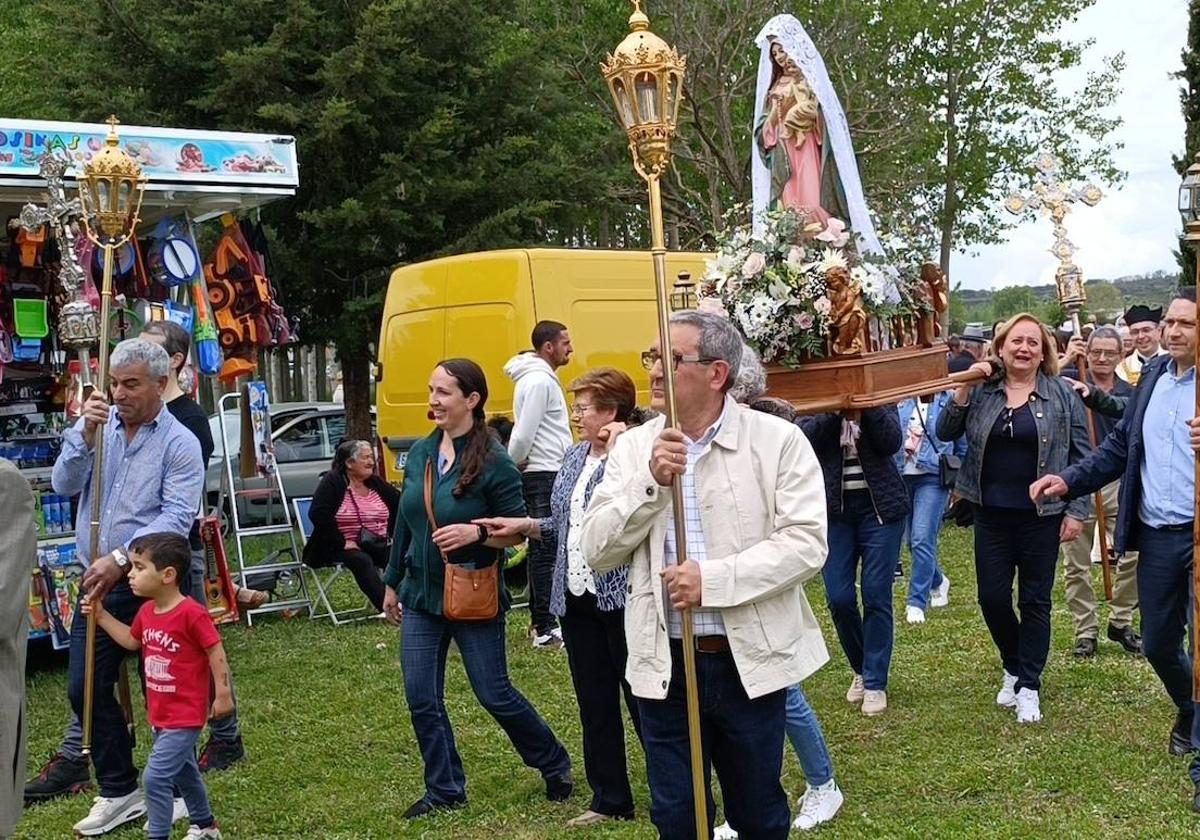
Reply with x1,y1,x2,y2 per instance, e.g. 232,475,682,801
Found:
751,14,884,257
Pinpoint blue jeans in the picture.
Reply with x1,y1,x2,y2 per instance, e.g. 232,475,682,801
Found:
144,728,213,839
400,608,570,805
822,491,904,690
67,581,142,797
637,642,789,840
784,684,833,787
904,474,946,610
1137,525,1200,783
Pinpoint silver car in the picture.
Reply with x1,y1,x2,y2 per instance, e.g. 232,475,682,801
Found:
205,402,377,525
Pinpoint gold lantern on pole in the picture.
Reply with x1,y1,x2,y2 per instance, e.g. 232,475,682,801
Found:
75,116,147,755
602,4,707,836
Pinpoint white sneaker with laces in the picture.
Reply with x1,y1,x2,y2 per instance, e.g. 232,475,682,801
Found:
845,673,864,704
1015,688,1042,723
793,779,844,830
143,797,188,830
73,791,147,836
930,575,951,607
713,820,738,840
861,689,887,716
995,670,1018,708
185,824,224,839
906,606,926,624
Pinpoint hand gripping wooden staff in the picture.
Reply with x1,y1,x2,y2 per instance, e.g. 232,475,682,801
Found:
603,7,707,835
76,118,147,755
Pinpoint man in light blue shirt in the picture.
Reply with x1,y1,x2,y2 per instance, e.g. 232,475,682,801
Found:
49,338,203,837
1033,290,1200,814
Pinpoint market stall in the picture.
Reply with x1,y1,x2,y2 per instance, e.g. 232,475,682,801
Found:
0,117,299,647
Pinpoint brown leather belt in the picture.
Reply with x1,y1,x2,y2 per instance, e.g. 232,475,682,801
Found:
694,635,731,654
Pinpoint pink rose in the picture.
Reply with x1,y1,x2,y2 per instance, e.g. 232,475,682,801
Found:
813,295,832,317
816,218,850,249
797,312,815,330
697,297,730,319
741,252,767,278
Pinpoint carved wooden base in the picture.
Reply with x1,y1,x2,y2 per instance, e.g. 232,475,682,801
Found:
767,343,962,415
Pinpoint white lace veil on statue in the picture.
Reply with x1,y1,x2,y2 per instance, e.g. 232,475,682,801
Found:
751,14,883,257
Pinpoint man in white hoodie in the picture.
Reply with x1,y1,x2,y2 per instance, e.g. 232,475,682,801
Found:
505,320,574,648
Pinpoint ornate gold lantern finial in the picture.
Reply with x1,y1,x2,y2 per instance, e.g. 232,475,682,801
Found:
79,115,148,240
600,0,686,180
1179,153,1200,244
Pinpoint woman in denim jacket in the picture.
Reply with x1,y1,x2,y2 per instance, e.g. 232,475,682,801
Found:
937,313,1090,724
476,367,644,829
895,392,966,623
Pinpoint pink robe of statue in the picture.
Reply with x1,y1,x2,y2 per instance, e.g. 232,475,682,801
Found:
761,98,830,225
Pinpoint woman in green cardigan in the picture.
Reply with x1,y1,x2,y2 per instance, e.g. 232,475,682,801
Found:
382,358,573,818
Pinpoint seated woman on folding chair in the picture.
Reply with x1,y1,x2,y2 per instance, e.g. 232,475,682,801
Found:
302,440,399,613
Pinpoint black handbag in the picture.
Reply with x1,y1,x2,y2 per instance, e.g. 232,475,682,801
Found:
347,484,391,561
913,401,961,490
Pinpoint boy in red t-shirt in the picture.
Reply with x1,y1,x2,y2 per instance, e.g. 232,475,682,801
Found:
84,532,231,840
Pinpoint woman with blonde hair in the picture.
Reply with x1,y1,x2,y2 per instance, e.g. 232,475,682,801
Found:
937,313,1090,724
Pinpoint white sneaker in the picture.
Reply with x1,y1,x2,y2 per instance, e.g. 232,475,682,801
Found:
1015,688,1042,723
995,670,1018,708
930,575,950,608
845,673,865,704
713,821,738,840
793,779,844,830
143,797,188,830
862,689,887,716
532,632,563,650
73,791,147,836
906,606,926,624
185,824,224,839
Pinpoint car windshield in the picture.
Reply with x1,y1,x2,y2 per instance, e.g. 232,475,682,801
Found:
208,411,241,460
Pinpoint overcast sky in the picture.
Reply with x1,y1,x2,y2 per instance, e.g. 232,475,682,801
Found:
953,0,1188,290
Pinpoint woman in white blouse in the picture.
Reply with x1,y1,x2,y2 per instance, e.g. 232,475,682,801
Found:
476,367,647,829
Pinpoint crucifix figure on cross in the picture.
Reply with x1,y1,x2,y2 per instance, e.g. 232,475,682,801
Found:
1004,152,1103,308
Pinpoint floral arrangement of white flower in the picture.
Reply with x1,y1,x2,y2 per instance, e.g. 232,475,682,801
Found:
699,208,931,365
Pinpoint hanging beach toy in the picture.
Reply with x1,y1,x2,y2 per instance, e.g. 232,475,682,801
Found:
13,298,50,338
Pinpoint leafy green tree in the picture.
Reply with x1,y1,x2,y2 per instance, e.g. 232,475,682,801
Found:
1177,0,1200,284
990,285,1039,320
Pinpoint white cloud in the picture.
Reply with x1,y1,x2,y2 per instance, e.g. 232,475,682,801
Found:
952,0,1187,289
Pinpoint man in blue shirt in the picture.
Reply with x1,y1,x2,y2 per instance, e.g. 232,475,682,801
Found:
50,339,204,836
1032,290,1200,812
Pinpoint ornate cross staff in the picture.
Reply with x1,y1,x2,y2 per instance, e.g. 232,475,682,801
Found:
1005,153,1113,598
19,152,99,398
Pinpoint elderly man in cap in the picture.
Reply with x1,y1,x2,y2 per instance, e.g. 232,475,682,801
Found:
1117,305,1166,386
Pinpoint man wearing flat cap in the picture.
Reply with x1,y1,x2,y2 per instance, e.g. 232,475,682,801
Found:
1117,305,1166,386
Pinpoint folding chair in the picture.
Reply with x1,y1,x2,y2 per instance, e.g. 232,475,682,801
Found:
293,497,375,626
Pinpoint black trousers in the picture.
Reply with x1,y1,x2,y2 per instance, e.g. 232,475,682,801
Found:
310,548,386,612
559,592,642,817
522,471,558,634
973,505,1062,692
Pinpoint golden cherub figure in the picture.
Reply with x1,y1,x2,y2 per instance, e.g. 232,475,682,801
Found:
826,266,866,355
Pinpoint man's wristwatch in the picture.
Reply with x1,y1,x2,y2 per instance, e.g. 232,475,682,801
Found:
111,548,130,572
476,525,489,544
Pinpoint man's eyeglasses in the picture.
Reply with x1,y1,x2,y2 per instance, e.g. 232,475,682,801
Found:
1087,350,1120,360
570,403,595,417
641,350,720,372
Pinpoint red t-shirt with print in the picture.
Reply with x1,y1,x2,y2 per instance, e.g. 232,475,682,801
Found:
130,598,221,729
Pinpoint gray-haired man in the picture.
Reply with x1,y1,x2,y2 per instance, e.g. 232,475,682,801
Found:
50,339,203,836
1060,325,1140,658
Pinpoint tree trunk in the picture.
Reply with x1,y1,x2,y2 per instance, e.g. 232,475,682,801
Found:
339,341,373,441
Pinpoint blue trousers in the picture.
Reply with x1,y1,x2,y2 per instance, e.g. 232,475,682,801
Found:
1137,524,1200,783
67,581,142,797
822,491,904,690
784,684,834,787
400,608,570,805
144,728,213,839
903,474,947,610
638,642,789,840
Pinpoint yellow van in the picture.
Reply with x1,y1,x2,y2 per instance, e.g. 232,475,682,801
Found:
375,247,709,481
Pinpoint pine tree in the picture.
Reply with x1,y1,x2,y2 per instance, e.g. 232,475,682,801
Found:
1177,0,1200,285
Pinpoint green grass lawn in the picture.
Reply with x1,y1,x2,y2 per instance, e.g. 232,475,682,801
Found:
16,526,1198,839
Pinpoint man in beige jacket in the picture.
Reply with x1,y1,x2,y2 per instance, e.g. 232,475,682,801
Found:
0,459,35,839
581,311,829,840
